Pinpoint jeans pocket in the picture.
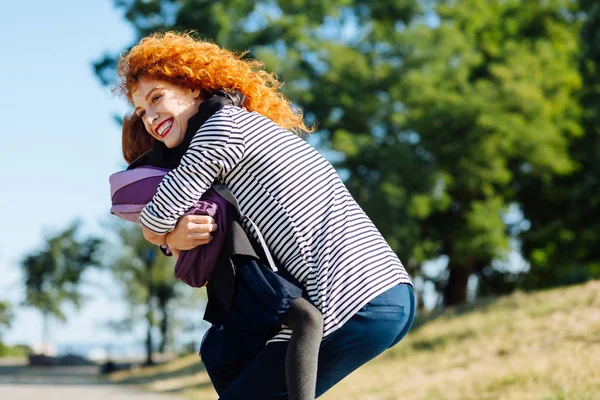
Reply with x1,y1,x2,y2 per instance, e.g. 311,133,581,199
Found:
363,304,406,319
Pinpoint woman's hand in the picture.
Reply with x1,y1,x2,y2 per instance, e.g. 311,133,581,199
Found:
165,215,217,251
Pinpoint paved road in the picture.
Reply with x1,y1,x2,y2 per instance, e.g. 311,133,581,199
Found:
0,384,184,400
0,365,183,400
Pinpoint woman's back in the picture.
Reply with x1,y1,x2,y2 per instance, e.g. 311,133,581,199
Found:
200,106,412,340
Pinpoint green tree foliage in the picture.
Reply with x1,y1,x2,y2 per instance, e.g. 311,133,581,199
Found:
20,221,102,351
1,299,31,357
0,300,14,354
516,2,600,289
0,301,12,332
95,0,591,306
397,0,583,304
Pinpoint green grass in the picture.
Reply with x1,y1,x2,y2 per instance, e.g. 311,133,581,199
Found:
110,279,600,399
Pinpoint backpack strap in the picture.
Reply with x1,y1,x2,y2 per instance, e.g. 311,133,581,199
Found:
213,184,278,272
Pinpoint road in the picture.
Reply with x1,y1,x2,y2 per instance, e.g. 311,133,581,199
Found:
0,363,183,400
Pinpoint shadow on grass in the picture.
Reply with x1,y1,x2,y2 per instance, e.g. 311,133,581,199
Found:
410,295,499,332
112,360,206,385
162,379,215,394
410,328,477,352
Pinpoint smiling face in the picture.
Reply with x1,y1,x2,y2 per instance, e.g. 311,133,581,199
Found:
132,78,203,148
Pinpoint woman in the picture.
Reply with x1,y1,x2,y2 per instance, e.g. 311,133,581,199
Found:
115,31,415,399
114,91,324,400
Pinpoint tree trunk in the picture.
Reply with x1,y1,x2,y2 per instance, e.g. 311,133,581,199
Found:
144,278,154,365
158,304,168,354
42,312,49,355
415,284,426,312
443,262,472,306
145,309,154,365
145,250,155,366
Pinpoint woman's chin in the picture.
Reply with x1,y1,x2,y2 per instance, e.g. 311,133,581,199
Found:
164,136,184,148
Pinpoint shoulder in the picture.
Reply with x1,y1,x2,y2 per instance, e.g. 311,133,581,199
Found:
220,106,284,133
193,106,242,139
200,106,239,127
191,107,249,148
198,106,285,137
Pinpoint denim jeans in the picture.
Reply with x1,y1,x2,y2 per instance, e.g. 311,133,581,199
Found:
200,282,415,399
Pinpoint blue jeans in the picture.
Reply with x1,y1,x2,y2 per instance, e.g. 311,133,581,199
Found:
200,283,415,399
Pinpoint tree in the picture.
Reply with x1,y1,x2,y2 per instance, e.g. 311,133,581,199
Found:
397,0,583,304
0,301,15,356
95,0,587,306
105,221,187,363
21,221,102,354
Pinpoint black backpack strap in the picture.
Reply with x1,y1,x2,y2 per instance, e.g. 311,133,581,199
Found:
213,184,279,272
213,184,242,213
229,220,260,259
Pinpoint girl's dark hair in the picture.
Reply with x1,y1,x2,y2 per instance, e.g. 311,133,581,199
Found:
122,112,154,164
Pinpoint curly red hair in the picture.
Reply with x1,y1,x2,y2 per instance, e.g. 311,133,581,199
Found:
115,31,314,136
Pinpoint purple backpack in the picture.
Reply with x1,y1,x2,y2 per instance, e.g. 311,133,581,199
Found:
109,166,228,287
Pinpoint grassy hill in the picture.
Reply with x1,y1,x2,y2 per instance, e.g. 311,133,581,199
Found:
109,280,600,399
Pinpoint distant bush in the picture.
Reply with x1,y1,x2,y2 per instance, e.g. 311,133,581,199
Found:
0,342,30,357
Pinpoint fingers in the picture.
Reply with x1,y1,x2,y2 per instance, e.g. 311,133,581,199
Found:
189,232,212,240
185,222,217,234
188,223,218,233
169,215,217,251
182,215,218,233
184,215,216,225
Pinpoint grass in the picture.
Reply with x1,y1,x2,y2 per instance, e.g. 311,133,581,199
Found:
109,279,600,399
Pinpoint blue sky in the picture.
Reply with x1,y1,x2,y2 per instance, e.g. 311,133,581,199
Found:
0,1,141,347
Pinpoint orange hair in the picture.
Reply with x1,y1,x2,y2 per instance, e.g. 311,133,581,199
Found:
115,31,314,135
122,112,154,164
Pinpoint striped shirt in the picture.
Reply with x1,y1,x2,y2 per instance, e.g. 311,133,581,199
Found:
140,106,412,340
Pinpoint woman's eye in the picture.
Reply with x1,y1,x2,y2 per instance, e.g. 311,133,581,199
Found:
138,110,146,118
152,95,161,103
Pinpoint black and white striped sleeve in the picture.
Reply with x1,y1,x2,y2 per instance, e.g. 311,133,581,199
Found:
140,110,246,234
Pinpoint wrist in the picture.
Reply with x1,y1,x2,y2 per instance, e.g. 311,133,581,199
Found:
142,225,167,246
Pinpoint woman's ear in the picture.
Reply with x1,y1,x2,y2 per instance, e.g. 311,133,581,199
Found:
191,87,202,98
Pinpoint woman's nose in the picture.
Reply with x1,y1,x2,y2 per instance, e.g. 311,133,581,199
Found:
146,110,159,124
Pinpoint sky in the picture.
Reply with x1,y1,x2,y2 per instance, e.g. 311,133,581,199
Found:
0,0,142,349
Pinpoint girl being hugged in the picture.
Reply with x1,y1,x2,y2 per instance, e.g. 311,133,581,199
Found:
115,31,415,399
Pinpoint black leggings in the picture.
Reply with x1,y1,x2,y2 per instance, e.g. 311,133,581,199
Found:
281,297,323,400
